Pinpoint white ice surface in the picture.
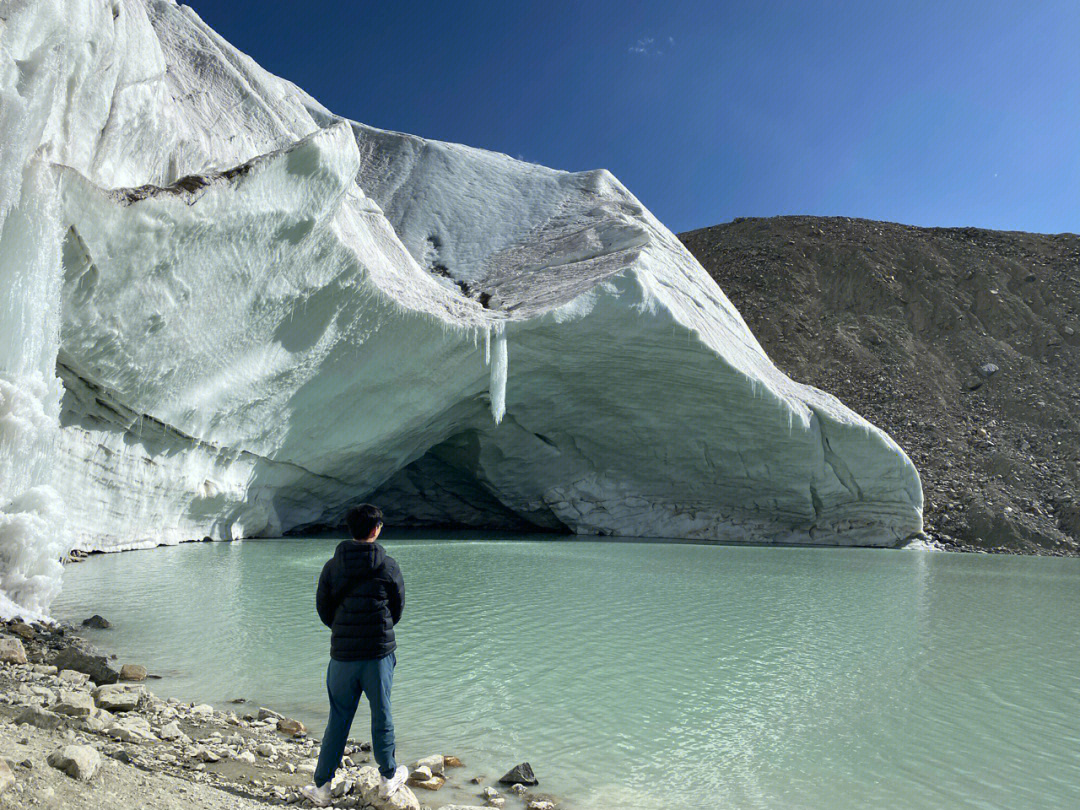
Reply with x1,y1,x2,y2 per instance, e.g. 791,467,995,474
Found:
0,0,923,617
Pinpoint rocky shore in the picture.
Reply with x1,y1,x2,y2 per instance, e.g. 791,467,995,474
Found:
0,620,560,810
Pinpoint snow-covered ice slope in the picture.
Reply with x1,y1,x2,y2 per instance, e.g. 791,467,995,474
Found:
0,0,922,616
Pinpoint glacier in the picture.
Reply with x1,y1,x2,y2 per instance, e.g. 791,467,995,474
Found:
0,0,922,618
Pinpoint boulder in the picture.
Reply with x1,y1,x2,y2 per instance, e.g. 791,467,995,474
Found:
119,664,147,681
0,638,27,664
51,647,118,685
10,622,35,641
81,615,110,629
236,750,256,765
498,762,538,786
158,720,185,741
0,758,13,795
107,716,155,743
354,765,421,810
59,669,90,686
47,745,101,781
191,703,215,717
277,717,307,737
53,689,95,718
92,683,145,712
255,742,275,757
414,754,445,775
15,706,64,730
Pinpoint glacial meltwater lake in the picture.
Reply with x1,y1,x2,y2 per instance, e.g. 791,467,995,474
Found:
53,536,1080,810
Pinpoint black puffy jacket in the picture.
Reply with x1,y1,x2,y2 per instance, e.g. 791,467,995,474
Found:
316,541,404,661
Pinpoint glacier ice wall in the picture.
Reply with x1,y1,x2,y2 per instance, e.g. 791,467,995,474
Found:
0,0,922,617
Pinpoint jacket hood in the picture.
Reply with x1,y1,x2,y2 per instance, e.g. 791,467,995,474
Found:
333,540,386,579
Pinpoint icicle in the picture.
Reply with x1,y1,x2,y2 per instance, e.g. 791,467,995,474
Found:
483,326,491,366
489,328,508,424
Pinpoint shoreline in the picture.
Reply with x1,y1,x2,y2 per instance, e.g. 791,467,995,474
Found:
0,619,560,810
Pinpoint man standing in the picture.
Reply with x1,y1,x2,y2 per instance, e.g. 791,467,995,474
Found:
301,504,409,806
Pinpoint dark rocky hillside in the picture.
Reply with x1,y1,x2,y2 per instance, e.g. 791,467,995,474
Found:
681,216,1080,554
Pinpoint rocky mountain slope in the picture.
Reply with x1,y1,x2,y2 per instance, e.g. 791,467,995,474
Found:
681,216,1080,554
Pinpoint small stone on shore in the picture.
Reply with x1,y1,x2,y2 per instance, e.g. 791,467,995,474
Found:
414,754,445,775
119,663,147,681
277,717,306,736
93,683,145,712
498,761,538,786
53,689,95,718
0,637,28,664
0,758,14,795
47,744,101,781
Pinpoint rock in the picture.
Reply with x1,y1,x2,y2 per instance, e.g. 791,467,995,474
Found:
255,742,275,757
119,663,147,681
508,784,527,795
354,765,421,810
92,683,145,712
332,778,353,798
436,806,492,810
412,775,445,791
107,716,155,743
10,622,35,641
53,689,95,718
411,765,433,782
298,758,317,774
0,638,27,664
277,717,306,736
190,703,214,717
15,706,64,730
257,707,282,721
236,751,256,765
47,745,101,781
444,755,464,768
414,754,445,775
978,362,1000,378
51,647,118,685
192,746,220,763
483,786,501,801
527,802,555,810
81,615,110,629
158,721,184,741
498,762,538,786
0,758,13,795
59,669,90,686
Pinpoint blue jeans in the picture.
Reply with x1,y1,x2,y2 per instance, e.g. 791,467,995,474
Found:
314,653,397,786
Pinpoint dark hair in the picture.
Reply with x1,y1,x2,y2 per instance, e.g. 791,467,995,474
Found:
345,504,384,540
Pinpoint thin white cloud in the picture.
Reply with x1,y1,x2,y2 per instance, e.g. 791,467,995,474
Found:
629,36,660,55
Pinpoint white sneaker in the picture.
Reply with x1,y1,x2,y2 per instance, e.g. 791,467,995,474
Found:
300,782,332,806
378,765,409,798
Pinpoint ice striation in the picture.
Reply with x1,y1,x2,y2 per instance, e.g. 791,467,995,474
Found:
0,0,923,617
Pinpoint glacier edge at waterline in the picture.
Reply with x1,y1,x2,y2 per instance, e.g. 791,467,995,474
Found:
0,0,922,618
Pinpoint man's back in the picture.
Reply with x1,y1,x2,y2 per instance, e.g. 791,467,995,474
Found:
316,540,405,661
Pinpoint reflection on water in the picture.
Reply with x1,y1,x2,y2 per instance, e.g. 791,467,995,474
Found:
54,535,1080,810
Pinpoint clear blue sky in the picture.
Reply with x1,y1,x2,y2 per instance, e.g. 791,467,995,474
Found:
186,0,1078,235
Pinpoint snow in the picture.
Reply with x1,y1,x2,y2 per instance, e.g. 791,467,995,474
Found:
0,0,923,618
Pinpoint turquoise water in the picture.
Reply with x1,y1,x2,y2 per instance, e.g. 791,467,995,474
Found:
53,536,1080,810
